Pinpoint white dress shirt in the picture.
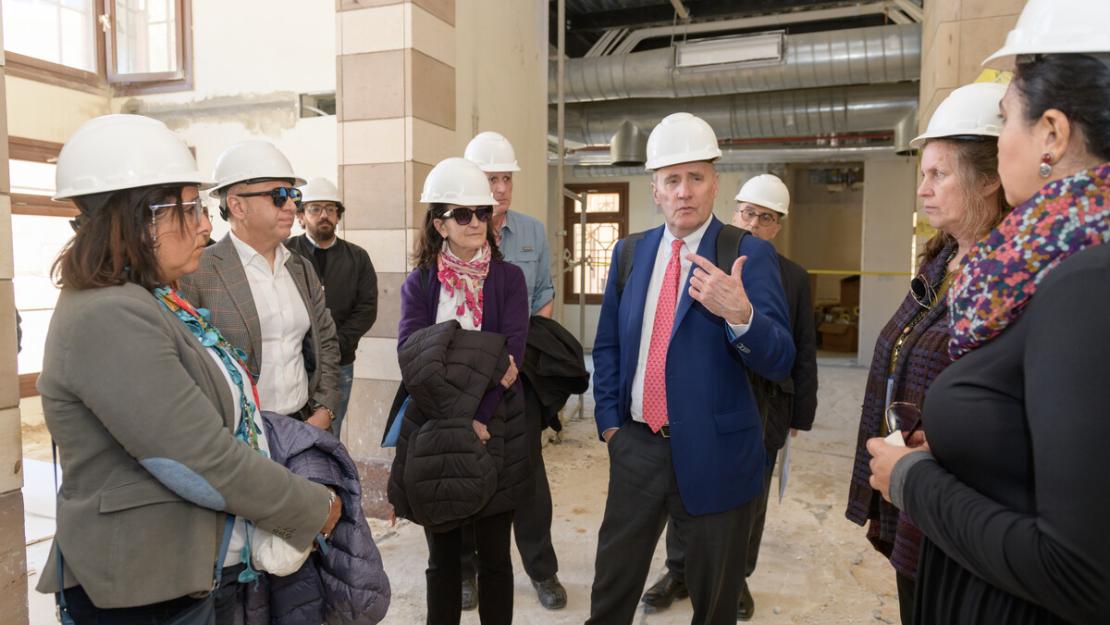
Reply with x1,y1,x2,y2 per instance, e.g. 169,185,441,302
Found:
230,232,312,416
629,218,752,424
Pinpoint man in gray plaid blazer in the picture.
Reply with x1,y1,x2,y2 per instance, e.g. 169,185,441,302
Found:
179,140,341,431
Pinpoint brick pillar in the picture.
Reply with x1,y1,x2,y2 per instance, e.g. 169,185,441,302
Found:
0,6,31,623
919,0,1024,130
335,0,456,518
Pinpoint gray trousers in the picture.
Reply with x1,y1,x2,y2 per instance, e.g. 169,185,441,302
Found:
586,423,754,625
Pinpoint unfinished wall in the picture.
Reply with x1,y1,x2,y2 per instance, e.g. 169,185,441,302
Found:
785,166,864,304
0,9,31,624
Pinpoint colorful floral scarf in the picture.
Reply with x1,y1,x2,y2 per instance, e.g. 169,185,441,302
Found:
437,242,490,329
949,162,1110,358
153,285,265,582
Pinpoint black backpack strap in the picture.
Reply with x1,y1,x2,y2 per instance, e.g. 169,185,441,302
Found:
715,224,750,275
615,231,647,296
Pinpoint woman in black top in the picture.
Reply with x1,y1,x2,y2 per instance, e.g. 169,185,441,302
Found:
866,7,1110,624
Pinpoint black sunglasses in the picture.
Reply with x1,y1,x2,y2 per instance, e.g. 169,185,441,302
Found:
234,186,302,209
910,275,941,309
438,206,492,226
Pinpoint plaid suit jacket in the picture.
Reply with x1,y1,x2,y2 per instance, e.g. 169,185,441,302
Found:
178,234,341,413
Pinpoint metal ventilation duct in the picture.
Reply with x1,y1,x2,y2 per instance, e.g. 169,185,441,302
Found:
549,24,920,103
556,83,918,146
609,120,648,166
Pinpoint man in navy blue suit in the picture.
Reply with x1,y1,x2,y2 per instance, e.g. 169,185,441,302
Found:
586,112,795,625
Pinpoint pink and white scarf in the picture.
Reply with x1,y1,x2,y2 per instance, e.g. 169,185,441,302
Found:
437,242,491,329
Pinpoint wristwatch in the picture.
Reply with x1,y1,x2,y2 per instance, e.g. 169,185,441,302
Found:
309,400,334,422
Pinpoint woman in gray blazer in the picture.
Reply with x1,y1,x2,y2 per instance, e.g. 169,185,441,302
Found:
36,114,342,623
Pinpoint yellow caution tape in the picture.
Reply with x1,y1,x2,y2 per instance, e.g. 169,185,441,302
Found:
975,69,1013,85
807,269,912,277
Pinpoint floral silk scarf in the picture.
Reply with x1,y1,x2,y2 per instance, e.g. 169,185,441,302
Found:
949,162,1110,358
437,242,491,329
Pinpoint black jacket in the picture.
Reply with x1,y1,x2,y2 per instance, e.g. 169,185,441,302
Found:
749,253,819,452
387,321,532,532
521,316,590,433
286,235,378,366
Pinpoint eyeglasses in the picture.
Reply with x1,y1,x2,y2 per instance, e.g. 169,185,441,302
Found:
438,206,492,226
737,208,779,225
910,275,940,309
885,402,923,440
234,186,302,209
304,204,340,217
149,197,209,226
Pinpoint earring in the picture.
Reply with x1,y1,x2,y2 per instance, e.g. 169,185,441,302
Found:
1039,153,1054,178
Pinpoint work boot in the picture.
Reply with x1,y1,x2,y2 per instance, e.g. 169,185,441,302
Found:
461,577,478,611
531,575,568,610
737,580,755,621
640,571,688,613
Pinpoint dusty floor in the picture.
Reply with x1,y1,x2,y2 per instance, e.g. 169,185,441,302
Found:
24,362,902,625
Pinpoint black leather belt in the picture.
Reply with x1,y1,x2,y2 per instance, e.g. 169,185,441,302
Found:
632,420,671,438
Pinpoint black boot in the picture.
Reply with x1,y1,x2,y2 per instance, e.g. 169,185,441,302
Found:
531,575,568,610
737,580,755,621
641,571,688,614
461,576,478,611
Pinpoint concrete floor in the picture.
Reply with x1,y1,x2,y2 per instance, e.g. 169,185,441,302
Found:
23,362,902,624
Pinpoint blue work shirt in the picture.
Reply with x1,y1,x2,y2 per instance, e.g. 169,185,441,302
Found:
499,210,555,315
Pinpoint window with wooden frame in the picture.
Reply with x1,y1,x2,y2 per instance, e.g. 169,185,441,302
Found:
562,182,629,305
9,137,78,218
1,0,194,95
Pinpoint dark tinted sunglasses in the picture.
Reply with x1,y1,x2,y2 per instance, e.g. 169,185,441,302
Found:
234,186,302,209
439,206,492,225
910,275,940,309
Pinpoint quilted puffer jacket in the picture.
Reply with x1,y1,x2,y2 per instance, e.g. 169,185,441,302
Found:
247,412,390,625
387,321,533,532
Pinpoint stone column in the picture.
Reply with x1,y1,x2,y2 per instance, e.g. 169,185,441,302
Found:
919,0,1024,130
0,7,30,623
335,0,456,518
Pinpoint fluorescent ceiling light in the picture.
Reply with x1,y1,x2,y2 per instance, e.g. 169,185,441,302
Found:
675,31,784,69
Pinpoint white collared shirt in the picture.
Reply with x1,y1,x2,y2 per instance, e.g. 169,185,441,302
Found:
229,232,312,416
629,218,751,424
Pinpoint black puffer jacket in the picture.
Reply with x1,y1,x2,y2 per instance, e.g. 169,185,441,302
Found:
388,321,532,532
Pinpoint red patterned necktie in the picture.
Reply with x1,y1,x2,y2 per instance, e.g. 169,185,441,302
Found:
642,238,684,432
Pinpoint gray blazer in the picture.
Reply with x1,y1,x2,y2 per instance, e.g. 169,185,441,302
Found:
178,235,342,413
36,283,331,608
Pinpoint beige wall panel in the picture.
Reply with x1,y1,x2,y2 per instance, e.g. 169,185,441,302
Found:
352,336,402,381
0,195,11,280
0,284,16,411
929,21,961,94
339,51,406,121
408,3,456,67
409,50,456,130
407,160,433,227
412,0,454,26
407,117,456,165
342,378,398,464
5,77,108,144
339,4,405,55
0,490,27,622
0,405,21,493
367,271,406,339
961,0,1022,21
341,162,407,230
0,70,7,195
957,16,1020,85
345,228,410,274
342,118,406,164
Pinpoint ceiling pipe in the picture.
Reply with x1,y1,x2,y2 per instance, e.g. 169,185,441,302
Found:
555,83,918,146
558,146,895,172
550,23,920,104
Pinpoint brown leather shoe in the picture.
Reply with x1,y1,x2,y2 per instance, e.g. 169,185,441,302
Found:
641,571,689,613
737,580,755,621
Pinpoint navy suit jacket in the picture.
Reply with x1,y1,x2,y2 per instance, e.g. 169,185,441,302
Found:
592,217,795,515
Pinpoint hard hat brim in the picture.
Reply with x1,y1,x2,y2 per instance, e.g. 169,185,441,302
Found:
207,176,308,198
473,162,521,173
54,173,214,201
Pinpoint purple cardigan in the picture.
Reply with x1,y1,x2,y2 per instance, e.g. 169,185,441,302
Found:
398,260,529,423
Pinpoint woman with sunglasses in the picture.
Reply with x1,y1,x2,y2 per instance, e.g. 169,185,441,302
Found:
393,157,530,625
846,81,1010,623
868,1,1110,622
35,115,342,623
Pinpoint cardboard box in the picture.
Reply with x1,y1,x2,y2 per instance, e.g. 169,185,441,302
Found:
818,321,858,352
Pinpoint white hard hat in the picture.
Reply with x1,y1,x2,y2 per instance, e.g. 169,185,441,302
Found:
644,112,722,171
464,131,521,172
983,0,1110,67
208,140,305,198
299,177,343,208
910,82,1007,148
54,114,208,200
420,157,497,206
735,174,790,216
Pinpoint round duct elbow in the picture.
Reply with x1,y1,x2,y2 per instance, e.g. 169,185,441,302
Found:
610,120,648,166
893,110,919,156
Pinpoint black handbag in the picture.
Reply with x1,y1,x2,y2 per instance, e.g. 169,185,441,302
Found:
53,441,236,625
